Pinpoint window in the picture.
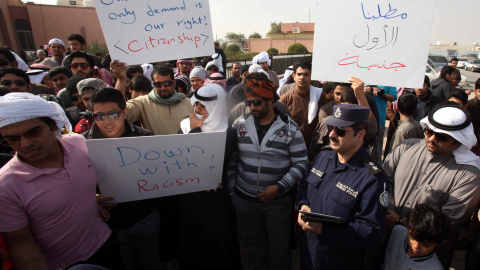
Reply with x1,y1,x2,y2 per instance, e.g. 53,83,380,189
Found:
15,19,35,50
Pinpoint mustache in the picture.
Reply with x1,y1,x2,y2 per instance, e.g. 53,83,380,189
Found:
330,137,339,143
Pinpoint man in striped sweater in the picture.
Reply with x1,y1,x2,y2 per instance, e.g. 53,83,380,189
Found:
228,73,309,270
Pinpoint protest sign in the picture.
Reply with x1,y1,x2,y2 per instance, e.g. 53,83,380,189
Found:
86,132,226,203
311,0,437,88
93,0,215,65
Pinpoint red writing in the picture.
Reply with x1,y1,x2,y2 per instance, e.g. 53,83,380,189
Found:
137,177,200,193
338,53,406,71
128,33,202,53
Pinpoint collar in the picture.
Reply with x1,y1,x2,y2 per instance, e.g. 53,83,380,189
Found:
89,119,135,138
398,118,416,125
328,146,367,172
8,136,75,183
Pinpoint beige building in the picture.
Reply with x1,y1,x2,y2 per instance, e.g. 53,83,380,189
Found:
248,23,314,53
0,0,105,62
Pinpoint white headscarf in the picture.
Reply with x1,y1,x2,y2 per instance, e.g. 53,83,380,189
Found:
0,92,72,135
180,84,228,134
27,70,48,84
141,63,154,87
11,51,28,71
420,106,480,169
252,51,271,66
278,65,293,92
211,53,224,72
248,64,270,79
308,86,323,124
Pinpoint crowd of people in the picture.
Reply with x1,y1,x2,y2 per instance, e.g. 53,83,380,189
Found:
0,33,480,270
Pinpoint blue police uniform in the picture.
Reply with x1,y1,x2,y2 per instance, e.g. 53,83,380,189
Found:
297,146,389,269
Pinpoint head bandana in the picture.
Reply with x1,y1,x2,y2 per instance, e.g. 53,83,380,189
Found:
204,73,226,90
0,92,72,135
27,70,48,84
48,38,65,47
245,79,275,101
420,104,480,169
211,54,224,72
248,64,270,79
252,51,271,66
205,60,220,73
180,84,228,133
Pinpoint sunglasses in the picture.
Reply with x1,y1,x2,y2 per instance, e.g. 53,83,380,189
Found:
424,128,452,142
1,124,46,145
244,99,264,107
0,59,10,67
70,63,90,69
93,110,122,122
328,125,355,137
1,79,27,87
153,80,174,88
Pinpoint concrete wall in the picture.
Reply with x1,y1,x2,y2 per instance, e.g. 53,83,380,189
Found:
26,3,105,48
249,38,314,53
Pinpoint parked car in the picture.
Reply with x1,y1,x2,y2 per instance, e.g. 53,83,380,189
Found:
428,55,449,67
456,57,469,69
426,59,468,88
465,59,480,72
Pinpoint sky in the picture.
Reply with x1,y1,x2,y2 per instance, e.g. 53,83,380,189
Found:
21,0,480,47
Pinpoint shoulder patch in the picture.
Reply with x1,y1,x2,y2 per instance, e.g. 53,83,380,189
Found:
361,157,383,175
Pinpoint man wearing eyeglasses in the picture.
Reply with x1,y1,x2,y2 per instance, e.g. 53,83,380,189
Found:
111,61,191,136
69,51,94,78
73,78,106,133
0,67,30,93
383,103,480,268
297,103,389,270
227,76,308,270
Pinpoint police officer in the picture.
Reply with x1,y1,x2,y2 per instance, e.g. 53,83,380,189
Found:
297,104,389,270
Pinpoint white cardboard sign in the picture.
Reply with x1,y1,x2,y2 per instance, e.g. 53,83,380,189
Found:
312,0,437,88
93,0,215,65
86,132,226,203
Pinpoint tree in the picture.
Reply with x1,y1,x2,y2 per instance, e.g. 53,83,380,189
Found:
249,32,262,39
226,44,241,53
225,32,246,44
86,40,108,57
220,42,227,50
268,21,283,34
288,43,309,53
267,48,279,55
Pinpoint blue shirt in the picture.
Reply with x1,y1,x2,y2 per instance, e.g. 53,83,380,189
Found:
297,147,389,270
369,86,397,126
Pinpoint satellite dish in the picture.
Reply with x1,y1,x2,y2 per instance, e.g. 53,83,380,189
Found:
436,41,442,45
474,42,479,46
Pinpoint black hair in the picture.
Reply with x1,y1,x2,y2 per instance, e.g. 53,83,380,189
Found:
475,78,480,90
0,67,30,84
90,87,126,111
352,122,368,138
68,34,86,45
214,42,219,46
333,82,352,88
95,52,102,57
293,61,312,74
406,204,450,245
450,90,468,106
69,50,95,69
450,57,459,62
37,94,65,109
231,62,241,68
0,86,10,96
398,93,418,116
127,65,144,76
440,66,455,78
424,75,431,87
48,66,73,79
129,75,152,93
339,87,358,104
39,117,57,131
323,81,336,94
152,65,174,80
0,48,16,64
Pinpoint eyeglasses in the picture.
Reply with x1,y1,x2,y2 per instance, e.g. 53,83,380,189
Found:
244,99,264,107
328,125,355,137
153,80,173,88
70,95,80,102
1,79,27,87
424,128,452,142
93,110,122,122
70,63,90,69
0,60,10,67
1,124,47,145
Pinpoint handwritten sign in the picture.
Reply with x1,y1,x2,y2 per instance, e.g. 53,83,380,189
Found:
93,0,215,65
86,132,226,203
311,0,436,88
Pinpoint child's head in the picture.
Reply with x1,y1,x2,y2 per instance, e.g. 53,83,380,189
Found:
406,204,450,257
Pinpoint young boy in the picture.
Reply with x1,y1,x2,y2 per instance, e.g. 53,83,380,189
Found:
382,204,450,270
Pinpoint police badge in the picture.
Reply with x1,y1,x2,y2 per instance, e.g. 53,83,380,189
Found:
239,124,248,137
334,107,342,118
379,183,392,207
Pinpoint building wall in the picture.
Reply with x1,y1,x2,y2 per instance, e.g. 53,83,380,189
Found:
26,3,105,49
249,38,314,53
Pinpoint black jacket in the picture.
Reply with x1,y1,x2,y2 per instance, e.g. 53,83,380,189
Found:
431,77,452,101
